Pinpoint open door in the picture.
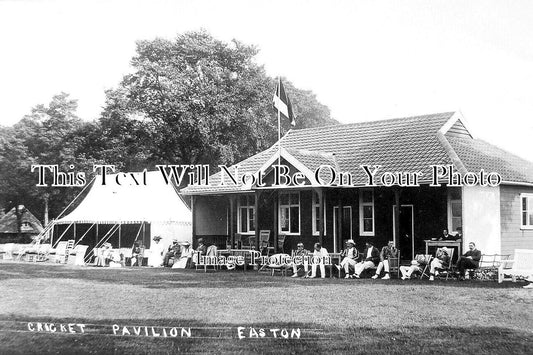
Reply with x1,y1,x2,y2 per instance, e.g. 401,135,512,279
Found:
393,205,414,261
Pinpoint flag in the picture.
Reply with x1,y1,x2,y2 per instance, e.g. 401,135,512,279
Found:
273,79,295,126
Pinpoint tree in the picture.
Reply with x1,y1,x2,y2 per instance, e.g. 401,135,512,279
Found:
0,93,99,223
105,30,337,169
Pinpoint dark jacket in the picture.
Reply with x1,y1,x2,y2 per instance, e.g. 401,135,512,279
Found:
341,247,359,260
463,249,482,267
380,246,398,261
362,246,380,264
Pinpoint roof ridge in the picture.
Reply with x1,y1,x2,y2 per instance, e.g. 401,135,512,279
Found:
288,111,456,134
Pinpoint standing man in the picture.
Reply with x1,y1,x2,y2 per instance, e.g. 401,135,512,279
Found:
455,242,481,280
309,243,329,279
372,241,398,280
338,239,359,278
353,241,380,278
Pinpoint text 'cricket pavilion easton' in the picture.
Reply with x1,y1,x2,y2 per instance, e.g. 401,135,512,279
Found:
181,112,533,261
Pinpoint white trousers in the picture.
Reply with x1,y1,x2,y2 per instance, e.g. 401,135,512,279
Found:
430,259,444,274
354,261,375,276
400,265,419,278
340,257,357,273
290,262,309,274
375,260,390,275
311,263,326,278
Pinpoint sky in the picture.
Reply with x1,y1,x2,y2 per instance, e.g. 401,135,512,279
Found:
0,0,532,162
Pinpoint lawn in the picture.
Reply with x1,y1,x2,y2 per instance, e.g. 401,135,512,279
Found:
0,261,531,354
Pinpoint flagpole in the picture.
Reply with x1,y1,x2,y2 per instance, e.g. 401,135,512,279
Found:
277,76,281,170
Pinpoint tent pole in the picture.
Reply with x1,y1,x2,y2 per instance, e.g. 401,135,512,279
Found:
118,223,122,248
96,223,99,245
74,223,95,248
53,223,74,248
73,223,76,243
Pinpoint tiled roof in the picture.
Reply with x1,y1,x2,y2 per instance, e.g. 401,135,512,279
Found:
0,206,44,234
447,136,533,184
182,111,533,194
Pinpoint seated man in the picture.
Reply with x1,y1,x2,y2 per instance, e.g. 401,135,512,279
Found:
196,238,207,256
455,242,481,280
289,242,310,278
372,240,398,280
400,254,430,280
163,239,180,267
309,243,329,279
429,247,450,281
131,241,143,266
337,239,359,278
353,241,380,278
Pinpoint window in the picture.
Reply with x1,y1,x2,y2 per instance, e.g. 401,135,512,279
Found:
279,192,300,234
448,188,462,232
238,195,255,234
359,189,374,236
312,191,327,236
521,193,533,229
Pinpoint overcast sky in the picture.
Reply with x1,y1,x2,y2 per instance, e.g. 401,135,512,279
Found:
0,0,532,162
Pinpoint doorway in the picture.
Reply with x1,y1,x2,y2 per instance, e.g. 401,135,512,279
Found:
333,206,352,253
392,205,414,261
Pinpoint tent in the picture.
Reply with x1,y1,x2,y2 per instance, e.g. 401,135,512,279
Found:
52,171,192,251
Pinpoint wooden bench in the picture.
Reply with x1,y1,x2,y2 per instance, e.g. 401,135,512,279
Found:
498,249,533,283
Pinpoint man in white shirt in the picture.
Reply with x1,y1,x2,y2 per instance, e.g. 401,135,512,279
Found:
337,239,359,278
309,243,329,278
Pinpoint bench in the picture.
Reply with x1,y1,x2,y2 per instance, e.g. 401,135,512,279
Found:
498,249,533,283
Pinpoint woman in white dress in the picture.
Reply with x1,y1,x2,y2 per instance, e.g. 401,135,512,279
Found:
172,241,194,269
148,236,165,267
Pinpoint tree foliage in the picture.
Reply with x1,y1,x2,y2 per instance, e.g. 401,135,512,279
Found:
0,31,337,222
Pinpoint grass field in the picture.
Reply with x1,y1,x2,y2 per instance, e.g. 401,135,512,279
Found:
0,261,532,354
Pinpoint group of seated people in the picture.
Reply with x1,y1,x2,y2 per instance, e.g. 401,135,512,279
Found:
148,236,206,268
289,238,482,281
399,242,481,280
288,240,392,279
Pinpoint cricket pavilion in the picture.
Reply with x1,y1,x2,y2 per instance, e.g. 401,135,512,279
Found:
182,112,533,260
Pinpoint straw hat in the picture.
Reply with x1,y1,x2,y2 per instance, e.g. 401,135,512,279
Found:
180,241,191,246
346,239,355,246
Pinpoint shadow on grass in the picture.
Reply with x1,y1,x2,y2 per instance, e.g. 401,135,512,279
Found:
0,316,531,354
0,262,526,289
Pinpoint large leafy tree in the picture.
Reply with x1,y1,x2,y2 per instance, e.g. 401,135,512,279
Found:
106,30,337,168
0,93,98,223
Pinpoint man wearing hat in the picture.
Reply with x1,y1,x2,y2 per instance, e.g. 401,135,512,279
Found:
337,239,359,278
372,241,398,280
196,238,207,256
353,241,380,278
429,246,451,281
288,242,310,277
163,238,181,267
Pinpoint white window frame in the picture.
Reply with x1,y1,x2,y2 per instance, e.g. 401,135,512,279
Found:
279,191,301,235
237,195,255,235
359,188,375,236
520,193,533,230
312,191,327,236
447,190,463,234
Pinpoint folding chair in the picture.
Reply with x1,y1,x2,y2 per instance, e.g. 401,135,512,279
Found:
387,251,401,278
196,245,218,272
421,248,454,280
247,236,256,250
234,233,242,249
259,230,273,255
267,253,291,276
277,234,287,253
